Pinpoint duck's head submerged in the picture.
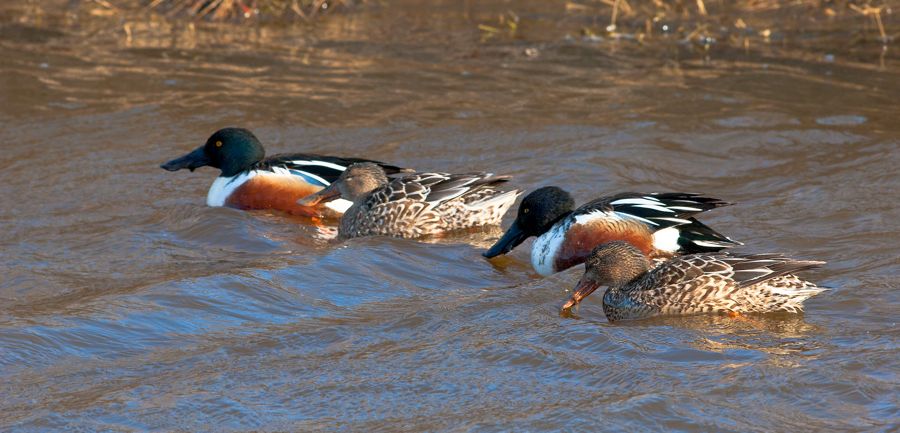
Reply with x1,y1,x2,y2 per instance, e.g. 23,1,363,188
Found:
562,241,650,310
482,186,575,258
161,127,266,177
297,162,389,206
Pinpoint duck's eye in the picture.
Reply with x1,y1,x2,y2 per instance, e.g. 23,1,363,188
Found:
523,208,529,214
215,140,223,147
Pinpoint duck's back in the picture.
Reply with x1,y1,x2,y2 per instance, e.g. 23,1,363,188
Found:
339,172,519,238
338,187,428,238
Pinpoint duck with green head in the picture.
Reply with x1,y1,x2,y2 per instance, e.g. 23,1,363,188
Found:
483,186,741,275
161,127,410,218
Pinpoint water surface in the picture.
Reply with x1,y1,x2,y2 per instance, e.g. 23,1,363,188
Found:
1,1,898,431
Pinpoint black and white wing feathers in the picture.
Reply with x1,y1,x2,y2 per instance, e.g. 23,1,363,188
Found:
260,153,410,186
576,192,740,253
576,192,729,226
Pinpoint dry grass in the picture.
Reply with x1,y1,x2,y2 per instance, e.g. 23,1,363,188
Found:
111,0,892,24
552,0,895,47
82,0,896,45
106,0,359,20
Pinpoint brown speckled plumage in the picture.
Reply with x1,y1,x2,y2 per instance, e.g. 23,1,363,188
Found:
304,163,520,239
565,241,827,321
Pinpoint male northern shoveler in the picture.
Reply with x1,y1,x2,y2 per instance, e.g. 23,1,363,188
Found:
160,127,410,218
561,241,827,321
483,186,741,276
297,162,521,239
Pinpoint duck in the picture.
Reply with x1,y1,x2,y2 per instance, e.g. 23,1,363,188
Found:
160,127,410,218
297,162,521,239
561,241,827,321
483,186,740,276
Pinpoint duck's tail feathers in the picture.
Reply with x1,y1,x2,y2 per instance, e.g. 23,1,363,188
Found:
763,274,829,313
466,189,522,224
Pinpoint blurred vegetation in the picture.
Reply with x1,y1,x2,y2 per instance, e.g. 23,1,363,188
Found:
585,0,891,43
93,0,360,21
477,1,893,46
67,0,896,46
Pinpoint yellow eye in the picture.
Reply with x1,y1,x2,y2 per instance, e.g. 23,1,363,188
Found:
523,208,529,213
215,141,223,147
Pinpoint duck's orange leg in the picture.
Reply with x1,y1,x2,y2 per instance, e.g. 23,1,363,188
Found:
726,310,767,328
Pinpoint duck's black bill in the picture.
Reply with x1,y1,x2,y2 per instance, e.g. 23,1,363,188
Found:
562,277,601,310
483,222,529,258
160,146,209,172
297,182,341,207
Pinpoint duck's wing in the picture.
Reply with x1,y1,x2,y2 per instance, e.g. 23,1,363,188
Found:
574,192,740,253
387,172,511,208
658,253,825,288
260,153,411,186
577,192,728,224
715,254,826,287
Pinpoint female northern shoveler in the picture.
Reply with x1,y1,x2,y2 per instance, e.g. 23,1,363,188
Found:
160,127,410,218
297,162,521,239
561,241,827,320
483,186,740,276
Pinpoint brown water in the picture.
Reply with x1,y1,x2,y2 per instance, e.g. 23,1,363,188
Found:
1,1,898,431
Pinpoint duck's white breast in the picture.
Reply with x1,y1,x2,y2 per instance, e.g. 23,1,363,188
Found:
324,199,353,213
207,171,256,207
530,220,569,276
